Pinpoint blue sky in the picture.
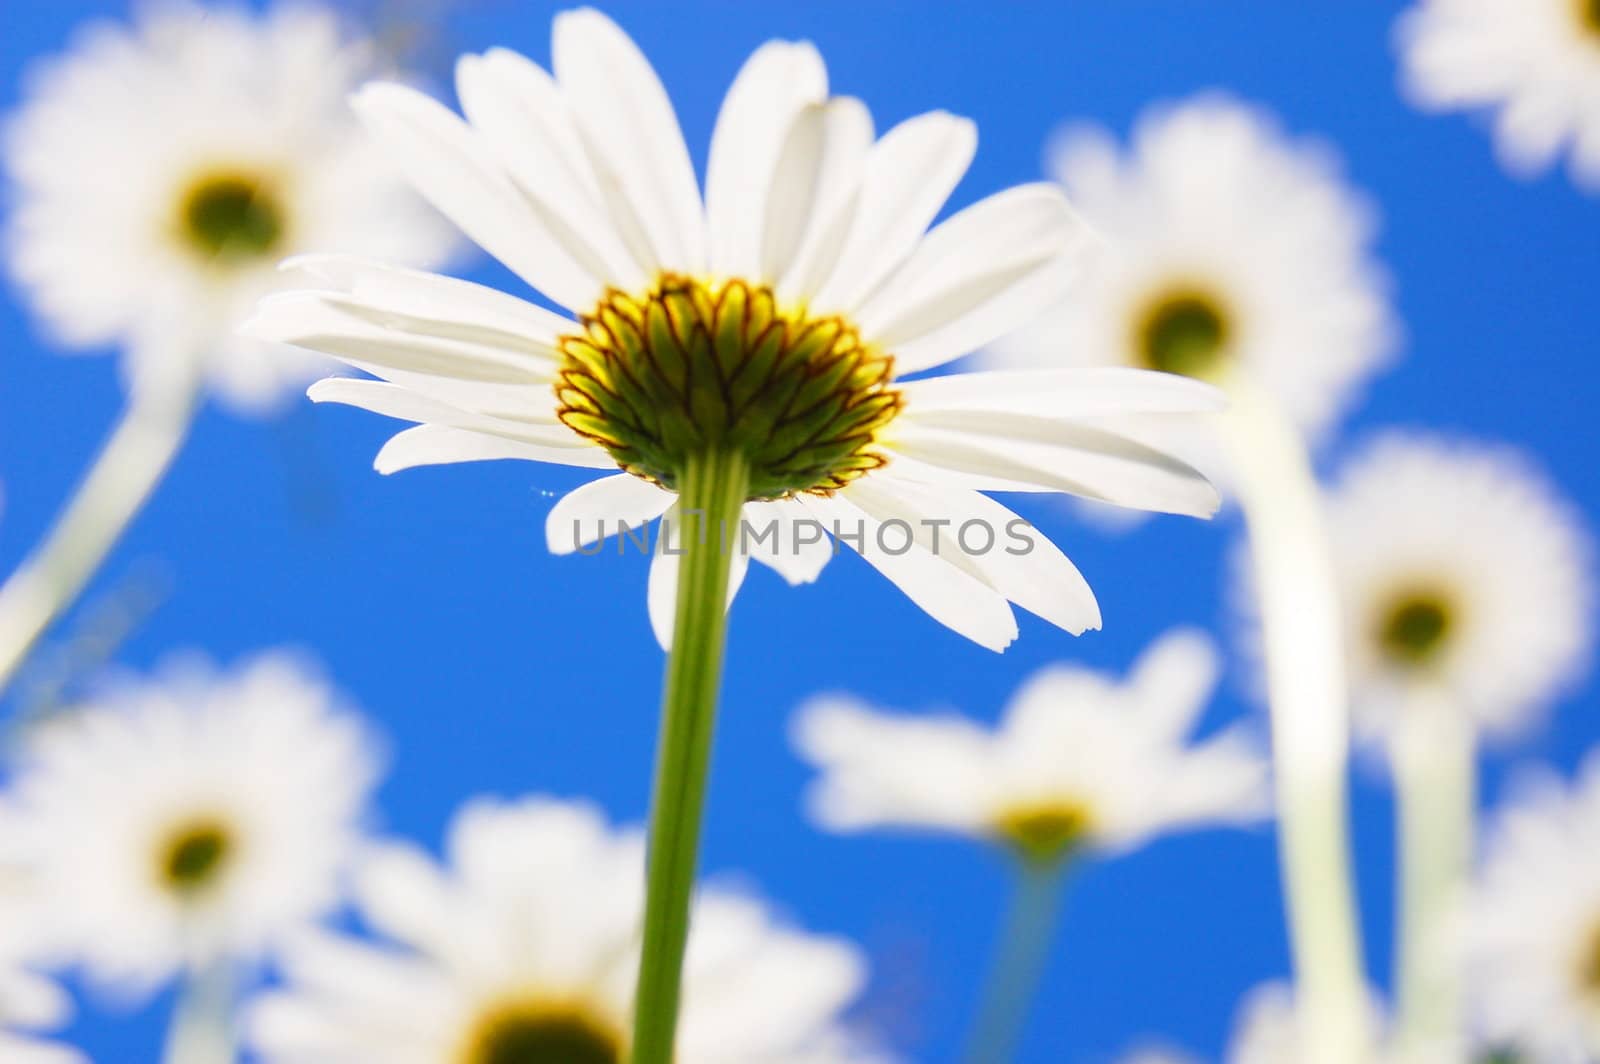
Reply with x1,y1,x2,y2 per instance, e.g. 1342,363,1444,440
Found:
2,2,1597,1061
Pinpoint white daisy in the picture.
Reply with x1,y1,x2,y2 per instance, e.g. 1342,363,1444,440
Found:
3,1,454,411
1227,982,1393,1064
1469,751,1600,1062
792,629,1268,862
1397,0,1600,189
241,7,1227,653
2,651,381,994
988,95,1394,469
248,795,882,1063
1324,432,1594,746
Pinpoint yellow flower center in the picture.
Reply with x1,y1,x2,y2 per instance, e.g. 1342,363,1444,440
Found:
1375,587,1456,668
460,1000,624,1064
157,818,234,895
1134,287,1232,380
1577,0,1600,37
993,802,1094,864
555,274,901,500
178,171,286,263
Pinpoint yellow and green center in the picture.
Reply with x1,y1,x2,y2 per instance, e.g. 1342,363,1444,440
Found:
555,274,902,500
461,1001,624,1064
1134,288,1232,380
177,171,286,263
993,802,1095,864
157,818,234,895
1375,587,1456,668
1576,0,1600,37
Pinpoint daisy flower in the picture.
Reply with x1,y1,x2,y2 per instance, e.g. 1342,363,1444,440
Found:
242,7,1226,653
1324,433,1594,746
2,651,381,994
988,94,1394,468
3,0,454,410
1227,983,1392,1064
793,628,1268,862
248,795,883,1064
1397,0,1600,189
1469,752,1600,1062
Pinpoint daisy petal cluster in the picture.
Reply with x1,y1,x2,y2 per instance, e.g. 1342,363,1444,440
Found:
1324,432,1594,745
1397,0,1600,188
1226,983,1392,1064
249,795,882,1064
1470,752,1600,1062
989,95,1394,456
243,7,1227,652
3,1,454,410
3,651,381,993
793,629,1268,862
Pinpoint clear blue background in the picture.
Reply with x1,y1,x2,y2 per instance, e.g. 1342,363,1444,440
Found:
3,2,1596,1061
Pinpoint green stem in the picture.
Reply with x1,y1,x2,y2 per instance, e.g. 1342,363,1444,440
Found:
630,449,749,1064
161,960,235,1064
962,858,1068,1064
1393,698,1475,1064
0,381,197,699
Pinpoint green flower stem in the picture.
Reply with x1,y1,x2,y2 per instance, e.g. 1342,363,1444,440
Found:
1393,698,1475,1063
631,449,750,1064
0,379,198,698
962,857,1069,1064
161,960,235,1064
1219,381,1373,1064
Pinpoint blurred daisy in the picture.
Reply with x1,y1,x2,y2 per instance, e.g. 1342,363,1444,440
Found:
792,629,1268,862
1397,0,1600,189
3,651,380,993
243,7,1226,652
249,795,882,1063
3,1,453,411
989,95,1394,471
1227,983,1393,1064
0,963,83,1064
1469,752,1600,1062
1325,433,1594,745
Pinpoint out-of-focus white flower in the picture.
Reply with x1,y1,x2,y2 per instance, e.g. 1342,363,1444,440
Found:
988,95,1394,517
1227,982,1395,1064
248,795,882,1063
3,1,454,411
1324,433,1594,747
1469,752,1600,1062
1397,0,1600,189
0,836,84,1064
792,629,1268,862
242,7,1228,653
2,651,381,994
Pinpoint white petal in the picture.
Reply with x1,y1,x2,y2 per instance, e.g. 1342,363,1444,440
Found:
1128,628,1221,737
858,184,1093,374
374,424,613,474
798,492,1017,651
350,83,604,310
808,111,976,315
846,474,1101,635
888,409,1220,517
553,8,706,274
773,97,875,299
309,378,576,447
898,367,1225,419
545,473,675,555
455,50,647,290
647,504,751,651
706,41,828,280
740,498,833,585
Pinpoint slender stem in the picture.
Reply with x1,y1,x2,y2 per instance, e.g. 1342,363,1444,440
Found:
1393,696,1475,1064
1218,382,1372,1064
962,858,1068,1064
161,960,235,1064
0,383,197,698
630,449,749,1064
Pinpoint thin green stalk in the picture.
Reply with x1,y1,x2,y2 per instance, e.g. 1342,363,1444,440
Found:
0,381,197,698
962,858,1068,1064
1219,382,1372,1064
1393,698,1475,1064
630,449,750,1064
161,960,235,1064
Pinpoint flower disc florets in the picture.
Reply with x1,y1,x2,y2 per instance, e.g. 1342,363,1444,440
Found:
555,274,902,499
